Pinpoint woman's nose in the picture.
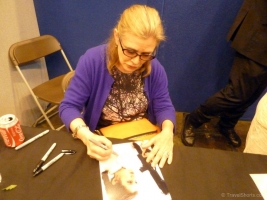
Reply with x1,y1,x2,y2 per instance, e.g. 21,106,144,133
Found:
131,55,141,64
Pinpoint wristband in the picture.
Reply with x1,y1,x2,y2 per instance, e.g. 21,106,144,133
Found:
72,124,88,139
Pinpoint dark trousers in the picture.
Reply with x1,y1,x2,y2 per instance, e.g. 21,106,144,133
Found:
189,52,267,129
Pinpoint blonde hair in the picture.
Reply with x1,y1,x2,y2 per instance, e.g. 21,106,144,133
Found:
106,4,165,76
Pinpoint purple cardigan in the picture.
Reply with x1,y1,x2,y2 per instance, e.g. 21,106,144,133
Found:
59,44,176,132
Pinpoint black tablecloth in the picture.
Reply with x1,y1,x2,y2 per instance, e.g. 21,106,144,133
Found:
1,126,106,200
163,146,266,200
0,126,266,200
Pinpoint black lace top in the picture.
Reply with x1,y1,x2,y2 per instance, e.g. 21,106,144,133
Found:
97,67,148,128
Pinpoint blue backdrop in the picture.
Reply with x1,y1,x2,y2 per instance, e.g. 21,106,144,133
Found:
34,0,265,120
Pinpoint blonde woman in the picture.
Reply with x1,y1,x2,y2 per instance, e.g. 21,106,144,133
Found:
60,5,176,168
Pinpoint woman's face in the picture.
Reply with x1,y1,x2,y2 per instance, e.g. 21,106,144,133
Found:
114,168,138,193
114,30,157,74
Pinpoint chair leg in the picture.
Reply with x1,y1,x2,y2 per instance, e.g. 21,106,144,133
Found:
39,112,55,130
32,101,56,130
56,124,66,131
32,105,59,126
32,103,66,131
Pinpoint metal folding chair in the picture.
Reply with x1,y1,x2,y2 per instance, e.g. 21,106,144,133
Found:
9,35,74,130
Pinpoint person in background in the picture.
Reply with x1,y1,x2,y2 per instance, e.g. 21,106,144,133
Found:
244,93,267,155
59,4,176,168
181,0,267,147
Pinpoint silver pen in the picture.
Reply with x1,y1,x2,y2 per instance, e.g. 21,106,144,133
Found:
15,130,49,150
33,153,64,177
89,138,118,156
33,143,57,173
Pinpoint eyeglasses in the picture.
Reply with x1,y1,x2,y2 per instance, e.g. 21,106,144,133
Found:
118,37,156,61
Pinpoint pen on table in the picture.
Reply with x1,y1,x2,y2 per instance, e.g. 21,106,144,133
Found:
88,138,118,156
15,130,50,150
33,152,64,177
33,143,57,173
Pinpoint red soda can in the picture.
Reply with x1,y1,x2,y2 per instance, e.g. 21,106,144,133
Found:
0,114,25,147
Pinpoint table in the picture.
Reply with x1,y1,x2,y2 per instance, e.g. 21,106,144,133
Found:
164,146,266,200
0,126,266,200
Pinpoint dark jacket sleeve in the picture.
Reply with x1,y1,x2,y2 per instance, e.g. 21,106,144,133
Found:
227,0,267,66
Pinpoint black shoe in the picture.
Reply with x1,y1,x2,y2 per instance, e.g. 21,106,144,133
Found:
181,115,196,146
219,127,241,147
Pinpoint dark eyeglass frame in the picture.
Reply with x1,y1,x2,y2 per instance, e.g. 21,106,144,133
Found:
118,37,156,61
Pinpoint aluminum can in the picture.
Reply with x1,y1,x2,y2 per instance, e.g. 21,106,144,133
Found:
0,114,25,147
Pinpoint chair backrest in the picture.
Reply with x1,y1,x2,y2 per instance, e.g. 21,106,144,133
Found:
9,35,63,66
8,35,73,130
62,70,75,92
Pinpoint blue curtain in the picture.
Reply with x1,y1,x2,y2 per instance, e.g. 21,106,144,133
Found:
34,0,261,120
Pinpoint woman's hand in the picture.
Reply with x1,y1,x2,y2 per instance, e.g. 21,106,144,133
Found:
70,118,113,161
141,120,174,168
81,132,113,161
